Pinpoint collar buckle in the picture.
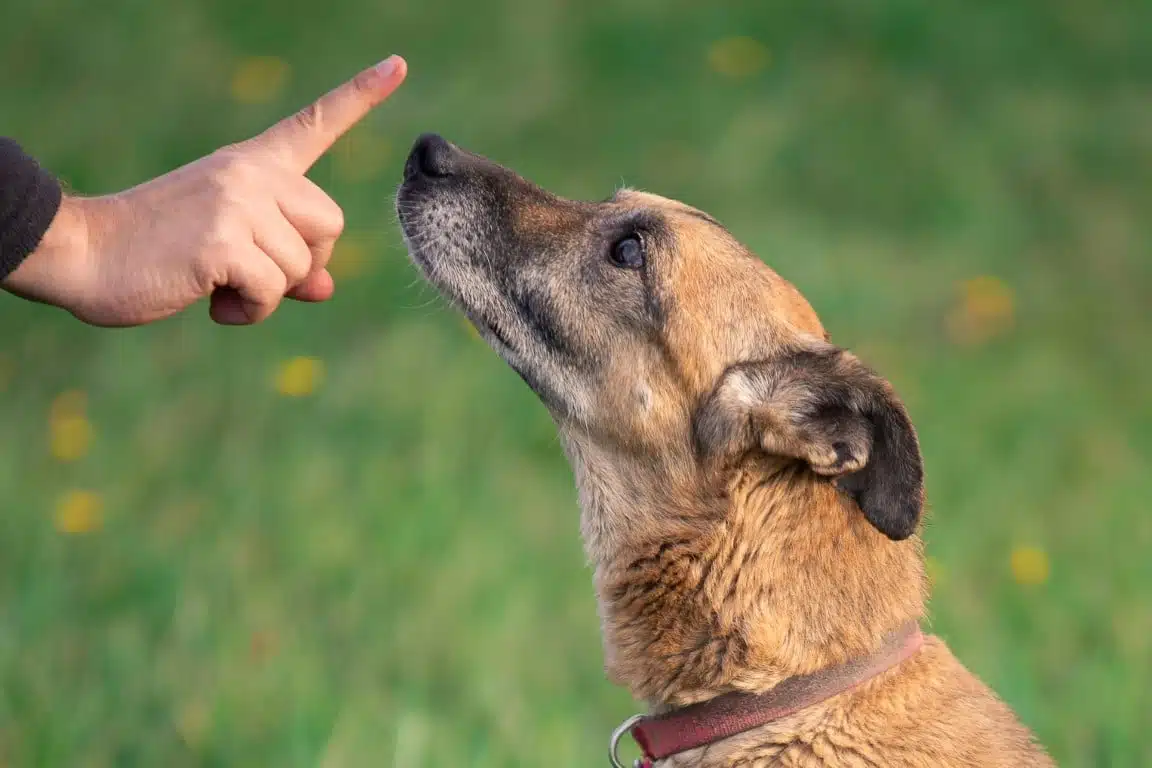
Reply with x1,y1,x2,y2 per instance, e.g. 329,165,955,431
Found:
609,714,646,767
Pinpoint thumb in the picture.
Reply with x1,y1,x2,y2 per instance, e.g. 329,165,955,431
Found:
250,55,407,173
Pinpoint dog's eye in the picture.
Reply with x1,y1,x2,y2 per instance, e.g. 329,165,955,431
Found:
610,235,645,269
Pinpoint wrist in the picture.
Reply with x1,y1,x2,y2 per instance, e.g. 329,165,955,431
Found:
2,195,98,310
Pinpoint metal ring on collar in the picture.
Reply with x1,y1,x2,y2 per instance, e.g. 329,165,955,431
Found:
609,714,646,768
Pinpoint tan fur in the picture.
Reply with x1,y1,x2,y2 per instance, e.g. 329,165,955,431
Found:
397,143,1054,766
565,195,1051,765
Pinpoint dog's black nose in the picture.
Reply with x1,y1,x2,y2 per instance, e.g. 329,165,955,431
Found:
405,133,459,181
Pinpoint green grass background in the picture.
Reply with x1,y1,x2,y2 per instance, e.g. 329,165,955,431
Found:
1,0,1150,765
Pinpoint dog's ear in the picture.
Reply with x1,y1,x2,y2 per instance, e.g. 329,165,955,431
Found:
693,345,924,540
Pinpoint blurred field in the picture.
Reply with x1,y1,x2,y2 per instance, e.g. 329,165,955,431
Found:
1,1,1150,765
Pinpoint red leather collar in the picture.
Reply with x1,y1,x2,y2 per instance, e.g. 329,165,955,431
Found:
612,622,924,767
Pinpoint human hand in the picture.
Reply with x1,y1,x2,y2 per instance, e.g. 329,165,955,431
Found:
4,55,407,326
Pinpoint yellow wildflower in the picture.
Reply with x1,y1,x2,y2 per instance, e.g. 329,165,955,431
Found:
55,490,103,535
50,416,93,461
275,357,324,397
1010,546,1050,586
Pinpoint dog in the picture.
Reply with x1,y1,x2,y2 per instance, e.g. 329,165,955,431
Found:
396,133,1053,767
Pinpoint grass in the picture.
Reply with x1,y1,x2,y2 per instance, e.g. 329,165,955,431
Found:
1,0,1150,765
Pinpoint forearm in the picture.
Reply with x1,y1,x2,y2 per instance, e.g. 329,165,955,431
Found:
0,138,64,281
2,193,95,310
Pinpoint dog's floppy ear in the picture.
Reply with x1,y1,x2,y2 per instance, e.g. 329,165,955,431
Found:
693,345,924,540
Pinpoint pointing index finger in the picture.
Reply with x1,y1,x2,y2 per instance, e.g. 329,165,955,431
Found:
254,55,407,173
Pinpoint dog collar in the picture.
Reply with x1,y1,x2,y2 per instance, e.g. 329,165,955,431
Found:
609,621,924,767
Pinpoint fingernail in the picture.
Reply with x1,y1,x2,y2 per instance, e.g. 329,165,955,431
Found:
374,55,398,79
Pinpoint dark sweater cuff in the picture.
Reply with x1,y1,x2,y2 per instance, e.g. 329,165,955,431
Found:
0,138,64,281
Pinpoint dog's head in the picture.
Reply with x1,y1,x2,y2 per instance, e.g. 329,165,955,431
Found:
397,134,923,542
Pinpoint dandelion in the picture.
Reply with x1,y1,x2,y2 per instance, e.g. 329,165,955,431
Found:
51,416,93,461
275,357,324,397
1010,546,1050,586
708,37,770,79
55,490,103,535
946,275,1015,346
230,56,290,105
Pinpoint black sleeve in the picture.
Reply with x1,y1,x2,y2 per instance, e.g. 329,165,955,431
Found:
0,138,64,281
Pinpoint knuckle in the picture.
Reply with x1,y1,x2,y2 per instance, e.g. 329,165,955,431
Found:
206,166,248,201
268,269,290,297
304,182,344,236
311,237,337,268
292,102,323,134
211,147,246,174
351,68,379,94
225,158,259,187
214,149,271,188
285,256,311,285
215,143,247,161
328,205,345,236
249,269,287,310
191,247,226,290
266,240,309,284
203,165,232,196
268,269,290,298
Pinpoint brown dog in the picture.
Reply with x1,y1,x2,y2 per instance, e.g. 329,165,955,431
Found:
397,134,1053,767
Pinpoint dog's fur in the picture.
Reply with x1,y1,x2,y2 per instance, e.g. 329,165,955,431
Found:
397,134,1053,766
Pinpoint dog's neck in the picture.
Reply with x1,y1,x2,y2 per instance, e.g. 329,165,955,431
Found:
563,434,927,708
